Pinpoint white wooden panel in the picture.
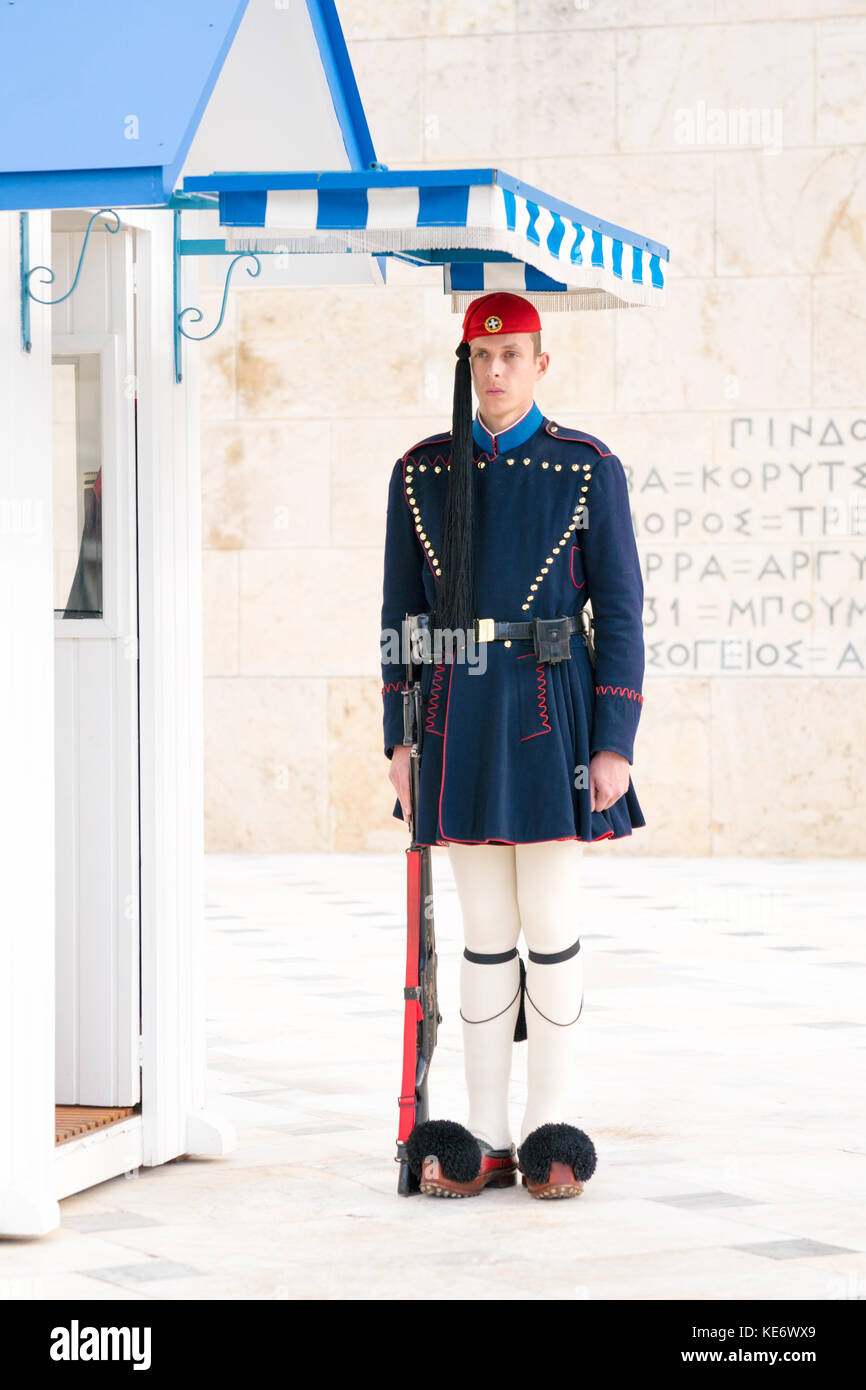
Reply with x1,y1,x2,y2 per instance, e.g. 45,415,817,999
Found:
0,209,60,1233
133,211,234,1166
53,638,78,1100
52,218,140,1108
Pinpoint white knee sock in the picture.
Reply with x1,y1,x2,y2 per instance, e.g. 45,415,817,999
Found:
460,948,521,1150
447,844,521,1151
520,941,584,1143
514,841,586,1144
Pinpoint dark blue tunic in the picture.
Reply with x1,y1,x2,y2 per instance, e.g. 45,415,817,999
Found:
380,400,646,845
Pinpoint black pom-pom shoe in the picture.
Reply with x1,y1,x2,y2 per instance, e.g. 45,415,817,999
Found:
517,1122,598,1199
406,1119,517,1198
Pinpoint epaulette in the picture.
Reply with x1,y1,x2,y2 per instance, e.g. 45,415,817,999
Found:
402,430,452,470
544,420,614,458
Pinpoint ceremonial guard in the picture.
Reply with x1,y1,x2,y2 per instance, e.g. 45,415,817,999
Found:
380,292,646,1199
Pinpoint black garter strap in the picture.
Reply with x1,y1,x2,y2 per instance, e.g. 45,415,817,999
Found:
524,937,583,1026
460,946,527,1040
463,945,519,964
527,937,581,964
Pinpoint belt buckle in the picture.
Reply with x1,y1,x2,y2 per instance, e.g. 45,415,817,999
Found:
474,617,495,644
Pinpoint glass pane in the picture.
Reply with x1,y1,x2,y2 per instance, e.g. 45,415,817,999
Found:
53,354,103,618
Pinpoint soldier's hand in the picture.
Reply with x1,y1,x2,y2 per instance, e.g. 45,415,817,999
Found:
590,750,630,812
389,744,413,824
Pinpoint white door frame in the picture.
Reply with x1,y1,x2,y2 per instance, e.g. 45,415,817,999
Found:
129,211,235,1167
0,208,59,1236
53,329,140,1107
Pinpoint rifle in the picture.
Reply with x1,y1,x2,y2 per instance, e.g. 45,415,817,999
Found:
395,613,442,1195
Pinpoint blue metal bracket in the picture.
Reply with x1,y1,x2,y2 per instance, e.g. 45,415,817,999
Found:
20,207,121,351
173,208,261,383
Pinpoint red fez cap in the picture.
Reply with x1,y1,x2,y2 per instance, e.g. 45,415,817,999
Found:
460,291,542,345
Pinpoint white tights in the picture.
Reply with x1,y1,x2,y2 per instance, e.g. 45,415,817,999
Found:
446,840,585,1150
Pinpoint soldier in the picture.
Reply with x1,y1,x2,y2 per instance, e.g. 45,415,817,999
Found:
380,291,646,1199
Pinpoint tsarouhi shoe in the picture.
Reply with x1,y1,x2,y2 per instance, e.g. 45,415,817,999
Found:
517,1122,598,1199
406,1119,518,1197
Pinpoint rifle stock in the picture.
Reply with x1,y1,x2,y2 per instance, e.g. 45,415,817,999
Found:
395,616,441,1195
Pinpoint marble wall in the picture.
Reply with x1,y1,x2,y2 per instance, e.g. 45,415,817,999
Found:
200,0,866,857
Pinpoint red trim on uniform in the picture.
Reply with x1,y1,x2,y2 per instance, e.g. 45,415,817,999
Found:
409,452,451,470
424,663,445,734
543,421,613,456
401,432,452,464
382,681,404,694
595,684,644,703
421,831,622,845
436,661,457,841
519,660,552,740
570,545,584,589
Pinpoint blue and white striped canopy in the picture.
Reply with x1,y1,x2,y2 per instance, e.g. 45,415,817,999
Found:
182,168,669,311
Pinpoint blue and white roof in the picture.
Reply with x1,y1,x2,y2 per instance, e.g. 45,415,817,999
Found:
181,168,669,311
0,0,376,212
0,0,250,210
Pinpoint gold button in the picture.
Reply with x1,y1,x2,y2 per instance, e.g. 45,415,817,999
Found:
571,464,578,471
541,461,549,469
523,457,530,465
552,546,560,554
419,531,426,540
521,603,529,611
541,566,549,574
406,464,414,472
531,583,538,591
420,464,428,471
546,556,553,564
504,639,512,647
434,465,441,473
550,424,559,432
478,461,485,468
554,463,562,471
507,457,514,465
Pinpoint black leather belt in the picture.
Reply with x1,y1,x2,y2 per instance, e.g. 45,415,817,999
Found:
472,615,581,645
407,612,590,665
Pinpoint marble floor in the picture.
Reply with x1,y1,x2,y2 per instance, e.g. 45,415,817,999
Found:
6,852,866,1301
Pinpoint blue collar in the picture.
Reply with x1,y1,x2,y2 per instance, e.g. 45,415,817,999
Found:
472,400,543,456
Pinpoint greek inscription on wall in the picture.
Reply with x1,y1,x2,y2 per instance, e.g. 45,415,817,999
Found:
627,413,866,675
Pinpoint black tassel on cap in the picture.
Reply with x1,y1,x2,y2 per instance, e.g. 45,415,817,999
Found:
430,339,476,640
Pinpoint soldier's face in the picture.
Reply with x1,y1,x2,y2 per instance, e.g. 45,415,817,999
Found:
468,332,549,422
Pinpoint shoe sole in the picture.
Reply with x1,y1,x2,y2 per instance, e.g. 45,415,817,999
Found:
520,1161,585,1199
419,1156,518,1197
